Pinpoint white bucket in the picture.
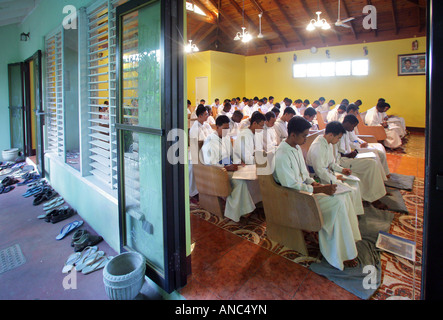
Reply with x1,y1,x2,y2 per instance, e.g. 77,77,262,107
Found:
103,252,146,300
2,148,19,162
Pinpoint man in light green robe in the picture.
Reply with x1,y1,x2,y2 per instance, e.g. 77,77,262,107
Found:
274,117,361,270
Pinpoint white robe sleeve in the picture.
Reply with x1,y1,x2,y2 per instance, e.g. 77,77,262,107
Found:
274,149,314,193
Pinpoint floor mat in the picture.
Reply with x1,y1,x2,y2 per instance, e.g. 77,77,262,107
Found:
0,244,26,275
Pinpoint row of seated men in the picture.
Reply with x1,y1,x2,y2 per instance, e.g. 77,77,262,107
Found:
188,100,397,271
188,96,407,152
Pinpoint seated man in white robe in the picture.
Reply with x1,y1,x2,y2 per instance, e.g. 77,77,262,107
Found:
242,99,253,118
306,121,365,217
200,115,256,223
211,98,221,111
265,96,274,111
292,99,306,116
225,112,266,221
380,98,407,138
318,99,335,113
205,106,216,126
317,97,326,111
263,111,278,153
313,121,388,210
261,97,269,113
238,97,247,111
274,116,361,270
189,105,214,197
274,103,296,145
217,102,233,119
303,107,319,131
365,101,403,150
327,104,347,123
271,106,280,119
339,115,388,181
229,110,243,137
346,104,391,178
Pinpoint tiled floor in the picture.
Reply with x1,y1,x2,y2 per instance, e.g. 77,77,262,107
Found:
179,132,425,300
0,178,162,300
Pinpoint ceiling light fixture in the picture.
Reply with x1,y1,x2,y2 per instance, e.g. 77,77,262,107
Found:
185,40,199,53
234,0,253,43
306,11,331,31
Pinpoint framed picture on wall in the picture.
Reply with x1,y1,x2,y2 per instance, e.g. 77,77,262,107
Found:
398,53,426,76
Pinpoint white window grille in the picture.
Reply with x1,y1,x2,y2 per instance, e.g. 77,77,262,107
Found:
45,27,64,157
85,0,128,188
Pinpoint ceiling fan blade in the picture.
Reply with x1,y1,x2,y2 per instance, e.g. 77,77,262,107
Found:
341,17,355,23
335,21,351,28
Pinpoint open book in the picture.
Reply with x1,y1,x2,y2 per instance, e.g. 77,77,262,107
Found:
232,164,257,180
355,151,377,159
376,231,416,261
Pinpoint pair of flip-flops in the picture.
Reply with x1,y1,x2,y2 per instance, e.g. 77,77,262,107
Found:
1,176,19,187
43,196,65,212
33,188,58,206
73,232,103,252
56,220,83,240
22,185,46,198
0,185,15,194
18,172,41,186
62,246,113,275
46,206,76,224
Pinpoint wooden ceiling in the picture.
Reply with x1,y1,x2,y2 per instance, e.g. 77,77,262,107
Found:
186,0,427,56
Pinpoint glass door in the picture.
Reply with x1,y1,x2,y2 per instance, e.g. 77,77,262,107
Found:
116,0,187,293
8,62,25,154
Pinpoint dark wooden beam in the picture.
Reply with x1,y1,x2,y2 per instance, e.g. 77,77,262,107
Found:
248,0,288,48
341,0,358,39
300,0,326,44
227,0,273,50
189,21,206,40
391,0,399,35
271,0,305,46
207,0,260,49
194,24,218,44
192,0,217,22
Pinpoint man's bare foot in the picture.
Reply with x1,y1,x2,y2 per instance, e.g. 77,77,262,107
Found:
372,200,388,210
344,258,359,268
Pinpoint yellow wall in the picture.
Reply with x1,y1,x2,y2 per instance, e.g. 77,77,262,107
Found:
210,51,245,103
186,51,211,106
244,37,426,128
186,51,245,106
186,37,426,128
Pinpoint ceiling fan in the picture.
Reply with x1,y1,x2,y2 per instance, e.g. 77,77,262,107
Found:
335,0,355,28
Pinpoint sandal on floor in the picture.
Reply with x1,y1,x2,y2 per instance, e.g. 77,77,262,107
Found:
82,255,113,275
64,246,98,273
44,206,69,222
0,185,15,194
62,252,82,273
43,196,63,210
56,220,84,240
43,197,65,212
50,207,76,224
75,251,104,272
22,185,43,198
33,188,57,206
73,233,103,252
71,229,89,247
